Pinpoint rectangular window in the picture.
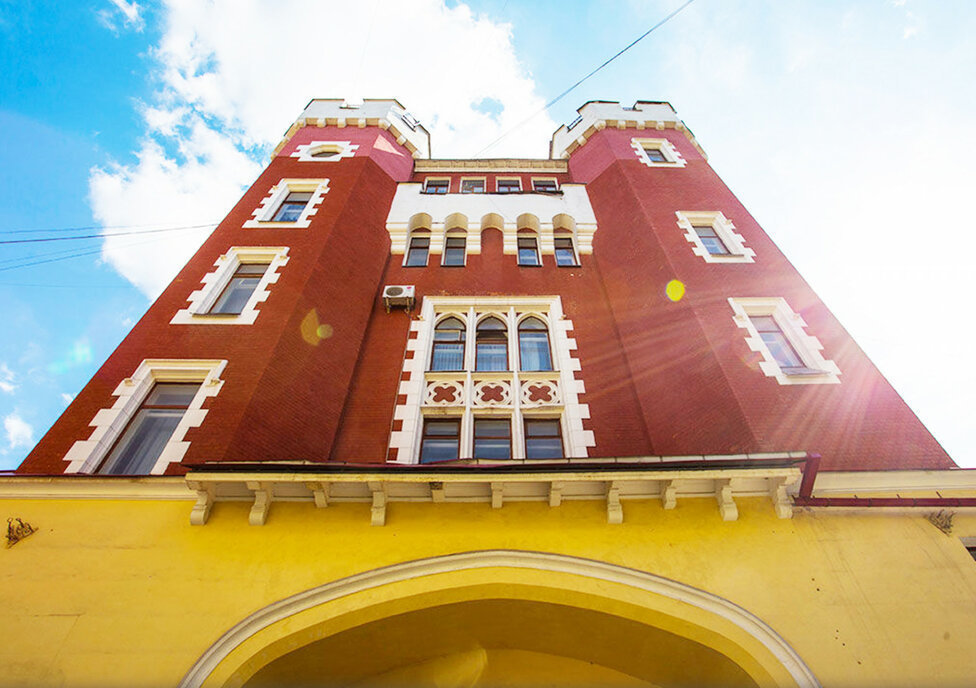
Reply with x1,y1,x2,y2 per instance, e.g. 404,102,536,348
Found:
271,192,313,222
750,316,807,371
405,236,430,267
554,238,578,267
420,418,460,463
643,146,668,163
693,225,731,256
497,178,522,194
474,418,512,460
460,178,485,194
524,419,563,459
423,179,449,194
442,236,466,266
517,237,541,266
97,383,200,475
532,178,558,192
208,263,270,315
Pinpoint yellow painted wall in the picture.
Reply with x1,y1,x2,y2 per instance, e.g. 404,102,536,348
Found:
2,495,976,687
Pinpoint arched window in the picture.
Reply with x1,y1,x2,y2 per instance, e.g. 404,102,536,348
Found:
405,230,430,267
475,317,508,371
518,317,552,371
430,317,465,371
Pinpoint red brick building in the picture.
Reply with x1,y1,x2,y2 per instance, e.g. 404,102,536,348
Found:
18,98,952,477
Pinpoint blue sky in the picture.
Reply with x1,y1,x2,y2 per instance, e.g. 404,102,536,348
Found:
1,0,973,469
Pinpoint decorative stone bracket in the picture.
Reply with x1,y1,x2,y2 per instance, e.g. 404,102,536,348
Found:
184,464,804,527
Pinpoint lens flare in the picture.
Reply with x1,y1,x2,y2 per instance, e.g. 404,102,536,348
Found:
665,279,686,302
300,309,333,345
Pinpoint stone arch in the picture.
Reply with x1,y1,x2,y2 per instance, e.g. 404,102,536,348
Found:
180,550,819,688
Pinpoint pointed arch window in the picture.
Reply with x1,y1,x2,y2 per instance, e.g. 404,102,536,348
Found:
518,317,553,371
475,317,508,371
430,317,466,371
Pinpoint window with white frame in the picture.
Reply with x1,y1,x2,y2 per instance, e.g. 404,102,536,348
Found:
442,230,467,266
62,359,226,474
496,178,522,193
729,298,841,385
243,179,329,229
675,211,755,264
553,232,579,267
171,246,289,325
290,140,358,162
405,230,431,267
423,178,450,194
388,296,595,464
631,138,686,168
532,178,559,193
460,178,486,194
517,232,542,266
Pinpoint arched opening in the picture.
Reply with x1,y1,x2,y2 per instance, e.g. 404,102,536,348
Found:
518,316,552,371
475,316,508,371
181,552,818,688
430,316,465,371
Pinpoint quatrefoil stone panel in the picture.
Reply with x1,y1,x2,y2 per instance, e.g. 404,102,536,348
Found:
473,380,512,407
424,380,465,406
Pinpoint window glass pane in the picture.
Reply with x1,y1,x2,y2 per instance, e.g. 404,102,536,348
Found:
236,263,269,275
497,180,521,193
644,147,667,162
431,343,464,371
210,275,263,314
443,237,466,266
99,408,185,475
145,383,198,408
425,180,448,194
476,342,507,371
474,419,511,459
524,419,562,459
406,237,429,267
517,238,540,266
750,316,779,332
760,332,805,369
533,179,557,192
420,419,459,463
461,179,484,193
519,331,552,371
425,420,460,436
554,238,577,266
272,192,312,222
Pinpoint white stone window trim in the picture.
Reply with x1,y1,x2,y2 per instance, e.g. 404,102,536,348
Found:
495,176,523,192
390,296,594,464
531,177,560,192
171,246,290,326
403,229,433,267
62,359,227,475
459,177,487,193
631,137,686,168
243,178,329,229
290,140,359,162
676,211,755,264
422,177,451,194
729,298,841,386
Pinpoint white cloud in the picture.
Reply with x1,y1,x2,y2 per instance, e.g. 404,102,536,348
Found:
0,363,15,394
61,393,74,404
96,0,145,33
4,413,34,450
91,0,555,298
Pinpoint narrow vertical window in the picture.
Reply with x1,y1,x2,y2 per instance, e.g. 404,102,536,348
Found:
474,418,512,459
517,235,541,266
430,317,466,371
442,234,466,266
405,232,430,267
272,192,313,222
518,317,553,371
693,225,730,255
420,418,460,463
97,383,200,475
208,263,270,315
524,419,563,459
750,316,806,371
554,237,578,267
475,317,508,371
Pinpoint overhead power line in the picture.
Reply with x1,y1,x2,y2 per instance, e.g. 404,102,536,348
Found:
0,220,219,235
0,223,217,245
474,0,697,157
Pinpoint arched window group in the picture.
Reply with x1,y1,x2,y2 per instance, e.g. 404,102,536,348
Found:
430,315,553,373
403,228,578,268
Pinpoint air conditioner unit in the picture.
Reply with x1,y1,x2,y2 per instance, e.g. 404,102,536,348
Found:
382,285,416,312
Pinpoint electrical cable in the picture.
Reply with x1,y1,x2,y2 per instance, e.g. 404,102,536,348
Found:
0,223,216,245
0,220,219,235
473,0,696,157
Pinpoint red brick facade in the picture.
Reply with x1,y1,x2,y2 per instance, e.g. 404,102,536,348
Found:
18,101,953,474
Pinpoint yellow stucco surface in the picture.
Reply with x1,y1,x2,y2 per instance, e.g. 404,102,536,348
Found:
2,495,976,687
